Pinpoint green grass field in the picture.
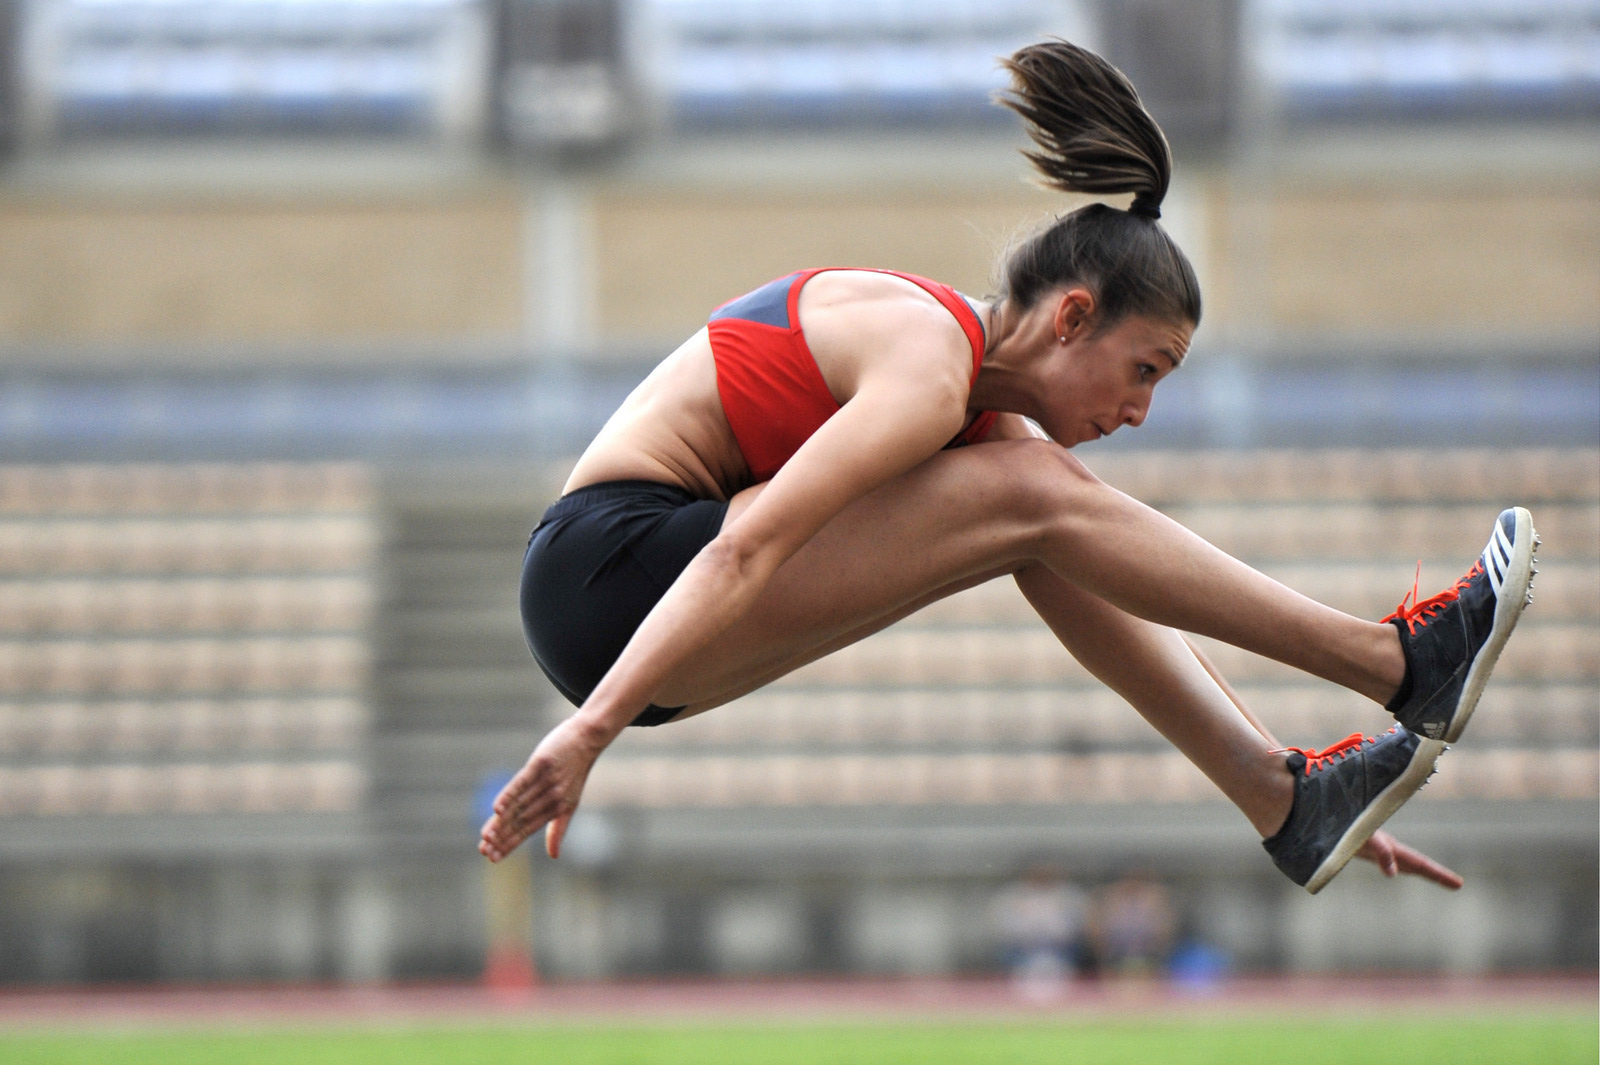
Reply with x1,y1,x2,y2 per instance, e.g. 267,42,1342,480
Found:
1,1014,1594,1065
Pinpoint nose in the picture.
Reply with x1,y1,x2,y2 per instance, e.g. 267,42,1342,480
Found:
1121,396,1149,428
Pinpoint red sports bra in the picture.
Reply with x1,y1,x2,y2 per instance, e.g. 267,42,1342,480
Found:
708,268,997,483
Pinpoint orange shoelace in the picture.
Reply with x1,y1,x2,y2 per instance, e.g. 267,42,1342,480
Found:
1274,731,1378,775
1381,560,1482,636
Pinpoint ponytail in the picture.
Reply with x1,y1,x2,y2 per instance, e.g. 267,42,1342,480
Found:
1000,39,1171,219
995,39,1200,328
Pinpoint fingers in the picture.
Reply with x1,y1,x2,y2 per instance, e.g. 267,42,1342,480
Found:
1359,831,1465,891
478,743,591,862
493,774,560,835
1390,840,1464,890
482,795,576,863
479,788,558,863
476,715,608,862
478,754,563,859
479,810,538,862
546,813,570,860
493,760,556,820
1373,834,1399,877
480,794,563,861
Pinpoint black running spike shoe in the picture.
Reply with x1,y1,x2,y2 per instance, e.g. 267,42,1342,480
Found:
1383,507,1538,743
1263,726,1445,894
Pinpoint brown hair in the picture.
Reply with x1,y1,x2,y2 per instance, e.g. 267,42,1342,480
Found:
995,39,1201,329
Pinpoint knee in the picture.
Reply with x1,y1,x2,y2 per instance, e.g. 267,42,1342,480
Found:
999,436,1106,497
1035,438,1103,487
980,437,1111,532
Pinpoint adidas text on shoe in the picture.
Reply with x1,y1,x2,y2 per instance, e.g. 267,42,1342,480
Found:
1383,507,1538,744
1263,727,1446,894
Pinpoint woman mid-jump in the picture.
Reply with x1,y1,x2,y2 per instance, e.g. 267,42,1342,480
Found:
482,39,1538,894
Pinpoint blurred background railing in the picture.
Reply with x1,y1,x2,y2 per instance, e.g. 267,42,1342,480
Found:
0,0,1594,987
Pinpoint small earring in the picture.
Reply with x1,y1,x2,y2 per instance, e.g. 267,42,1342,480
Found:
1058,335,1067,343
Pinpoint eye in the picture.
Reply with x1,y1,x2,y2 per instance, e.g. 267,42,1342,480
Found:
1137,363,1158,382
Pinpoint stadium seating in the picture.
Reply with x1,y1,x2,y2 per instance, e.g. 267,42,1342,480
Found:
0,463,378,848
3,449,1593,845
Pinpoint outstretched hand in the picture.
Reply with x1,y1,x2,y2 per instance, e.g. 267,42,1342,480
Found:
1356,829,1463,889
479,716,606,862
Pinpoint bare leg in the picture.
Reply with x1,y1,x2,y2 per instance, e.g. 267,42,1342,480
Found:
1014,563,1294,835
671,554,1298,837
652,438,1403,710
1025,464,1405,704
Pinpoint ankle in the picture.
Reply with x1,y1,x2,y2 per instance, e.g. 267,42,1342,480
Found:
1364,620,1409,706
1249,751,1296,838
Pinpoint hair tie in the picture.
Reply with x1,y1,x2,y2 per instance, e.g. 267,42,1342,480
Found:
1128,199,1161,221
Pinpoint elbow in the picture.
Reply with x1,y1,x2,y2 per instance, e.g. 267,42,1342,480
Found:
697,524,798,600
698,529,765,584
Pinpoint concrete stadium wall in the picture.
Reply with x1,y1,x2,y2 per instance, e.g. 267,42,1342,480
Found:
586,187,1058,342
0,192,524,345
1,150,1594,355
1214,182,1600,338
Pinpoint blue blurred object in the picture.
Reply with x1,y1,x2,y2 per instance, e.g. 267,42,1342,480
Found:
474,769,514,825
1168,938,1232,994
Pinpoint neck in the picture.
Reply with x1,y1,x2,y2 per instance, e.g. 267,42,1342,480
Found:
969,298,1051,420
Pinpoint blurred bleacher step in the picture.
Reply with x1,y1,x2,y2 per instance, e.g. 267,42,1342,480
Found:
367,478,557,850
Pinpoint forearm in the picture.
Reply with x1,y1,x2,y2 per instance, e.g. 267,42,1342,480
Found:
572,537,770,742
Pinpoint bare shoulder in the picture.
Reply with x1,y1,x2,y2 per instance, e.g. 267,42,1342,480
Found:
797,268,960,329
799,270,974,402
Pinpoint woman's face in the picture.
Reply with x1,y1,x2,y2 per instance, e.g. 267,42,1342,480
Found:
1037,310,1192,447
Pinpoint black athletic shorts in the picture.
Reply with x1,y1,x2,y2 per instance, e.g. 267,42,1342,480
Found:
520,479,728,727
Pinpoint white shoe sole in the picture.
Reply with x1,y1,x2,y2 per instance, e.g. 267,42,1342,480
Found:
1444,506,1537,744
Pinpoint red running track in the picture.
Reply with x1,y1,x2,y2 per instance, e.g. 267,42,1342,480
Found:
0,973,1594,1031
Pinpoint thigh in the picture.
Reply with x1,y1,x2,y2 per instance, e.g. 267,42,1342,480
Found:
652,437,1065,709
